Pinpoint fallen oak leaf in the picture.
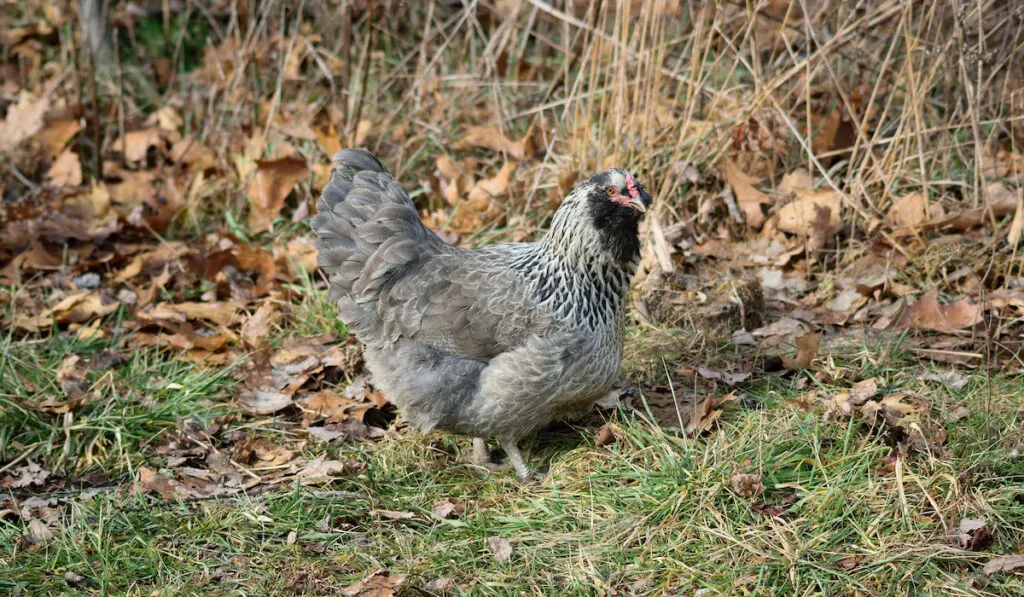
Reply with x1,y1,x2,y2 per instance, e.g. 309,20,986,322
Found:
892,290,982,333
452,125,530,160
12,291,118,332
781,332,822,370
246,156,309,232
341,569,407,597
776,189,842,235
135,466,191,501
723,160,770,229
240,301,280,348
115,127,164,163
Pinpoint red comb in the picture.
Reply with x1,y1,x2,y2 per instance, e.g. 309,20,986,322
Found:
625,173,639,198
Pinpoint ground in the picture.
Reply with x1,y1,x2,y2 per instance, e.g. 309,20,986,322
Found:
2,1,1024,596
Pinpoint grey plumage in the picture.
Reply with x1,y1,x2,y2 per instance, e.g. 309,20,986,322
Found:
311,148,651,480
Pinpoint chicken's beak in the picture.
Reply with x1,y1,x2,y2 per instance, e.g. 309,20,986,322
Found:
622,195,647,214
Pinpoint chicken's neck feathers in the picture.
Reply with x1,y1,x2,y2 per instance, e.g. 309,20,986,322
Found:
510,198,637,330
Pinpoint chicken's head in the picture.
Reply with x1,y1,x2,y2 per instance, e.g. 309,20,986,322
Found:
563,168,651,264
586,169,651,217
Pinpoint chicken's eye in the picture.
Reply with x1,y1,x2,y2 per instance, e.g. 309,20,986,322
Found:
605,186,618,196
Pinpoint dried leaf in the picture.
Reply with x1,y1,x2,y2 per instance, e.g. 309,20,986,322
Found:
239,387,293,415
984,554,1024,575
723,160,769,229
884,193,930,229
241,302,280,348
117,127,164,163
301,390,368,422
893,290,982,333
452,125,528,160
246,156,309,232
848,378,879,405
781,332,821,370
170,135,218,171
467,160,518,205
730,473,764,498
136,466,191,501
595,423,617,446
777,190,842,235
13,291,118,331
0,91,49,149
954,518,993,552
39,118,82,159
0,461,50,488
294,455,360,482
431,498,465,519
944,405,969,423
341,570,407,597
46,149,82,186
488,536,513,564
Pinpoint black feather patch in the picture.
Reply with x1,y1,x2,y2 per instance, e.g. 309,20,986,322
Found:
587,184,644,264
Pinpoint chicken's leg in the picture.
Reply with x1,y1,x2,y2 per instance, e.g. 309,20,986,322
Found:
499,438,542,482
461,437,511,472
471,437,490,466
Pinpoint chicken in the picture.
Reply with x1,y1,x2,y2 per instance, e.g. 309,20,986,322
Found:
311,149,650,480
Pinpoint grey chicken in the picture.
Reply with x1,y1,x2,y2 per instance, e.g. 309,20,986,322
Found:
311,149,650,480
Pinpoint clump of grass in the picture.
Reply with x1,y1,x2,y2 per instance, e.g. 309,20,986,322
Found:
0,324,238,476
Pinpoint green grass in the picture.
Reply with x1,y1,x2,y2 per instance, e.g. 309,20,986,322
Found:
3,338,1022,596
0,321,238,476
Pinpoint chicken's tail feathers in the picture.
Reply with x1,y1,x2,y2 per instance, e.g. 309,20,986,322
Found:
331,148,389,180
311,149,447,338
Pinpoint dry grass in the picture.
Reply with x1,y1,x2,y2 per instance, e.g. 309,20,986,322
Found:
2,1,1024,595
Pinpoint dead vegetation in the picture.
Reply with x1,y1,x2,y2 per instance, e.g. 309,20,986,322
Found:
1,0,1023,594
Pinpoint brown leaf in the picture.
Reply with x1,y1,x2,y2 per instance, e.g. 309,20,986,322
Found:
488,536,513,564
170,135,218,171
781,332,821,370
595,423,617,446
452,125,528,160
983,554,1024,575
13,291,118,331
138,301,244,327
117,127,164,163
241,302,280,348
300,390,369,422
884,193,931,229
467,160,518,205
1007,194,1024,249
341,570,407,597
0,91,49,149
39,118,82,159
432,498,465,519
294,455,361,483
954,518,993,552
682,392,737,436
246,156,309,232
893,290,982,333
46,149,82,186
730,473,764,498
0,461,50,489
777,189,842,235
239,387,293,415
136,466,191,501
944,405,969,423
723,160,769,229
848,378,879,405
779,169,814,194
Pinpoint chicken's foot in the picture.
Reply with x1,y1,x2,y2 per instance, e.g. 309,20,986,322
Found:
499,438,543,483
